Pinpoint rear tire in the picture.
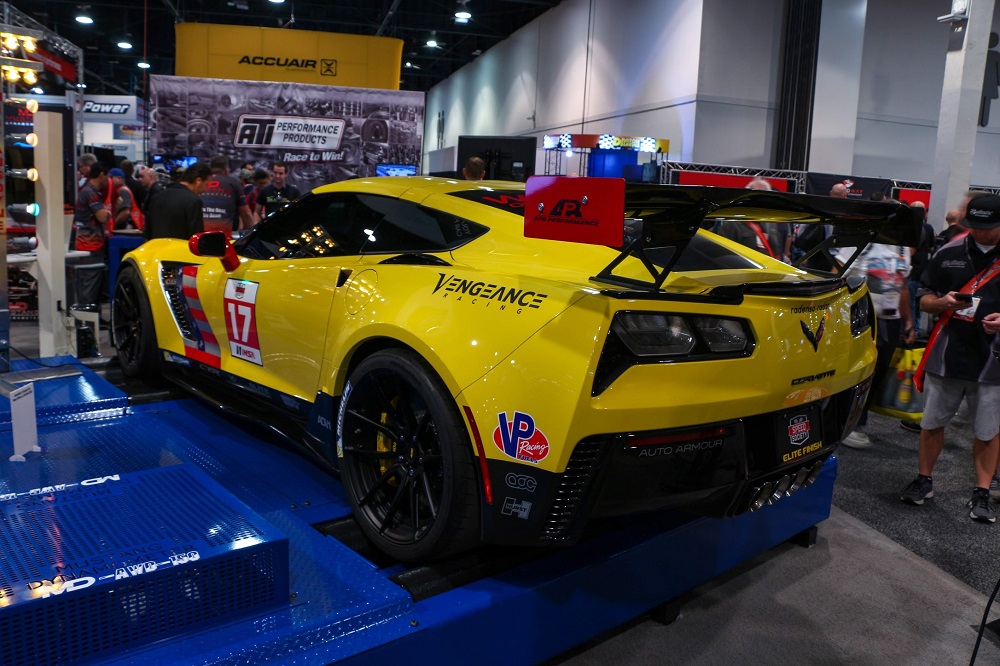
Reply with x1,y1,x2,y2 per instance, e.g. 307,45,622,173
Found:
337,349,480,562
112,265,161,378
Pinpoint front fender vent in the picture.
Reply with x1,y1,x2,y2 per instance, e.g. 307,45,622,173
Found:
160,262,196,342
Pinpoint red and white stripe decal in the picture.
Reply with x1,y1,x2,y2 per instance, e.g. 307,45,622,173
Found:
180,266,222,368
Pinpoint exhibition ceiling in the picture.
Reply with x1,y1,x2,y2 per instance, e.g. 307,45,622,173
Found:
16,0,561,94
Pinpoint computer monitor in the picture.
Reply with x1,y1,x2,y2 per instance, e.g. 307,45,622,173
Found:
152,155,199,172
376,164,418,177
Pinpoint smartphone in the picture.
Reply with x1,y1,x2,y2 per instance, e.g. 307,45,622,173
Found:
954,293,973,302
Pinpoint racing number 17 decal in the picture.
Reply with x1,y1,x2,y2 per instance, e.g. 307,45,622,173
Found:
223,279,263,365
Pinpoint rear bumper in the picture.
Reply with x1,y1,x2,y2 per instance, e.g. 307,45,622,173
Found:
480,376,871,547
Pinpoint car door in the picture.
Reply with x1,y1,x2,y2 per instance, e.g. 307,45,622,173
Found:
190,193,372,403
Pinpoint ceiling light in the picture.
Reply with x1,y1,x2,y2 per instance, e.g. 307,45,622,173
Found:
137,61,151,69
426,39,438,48
455,10,471,23
75,14,93,24
117,40,133,49
268,0,284,3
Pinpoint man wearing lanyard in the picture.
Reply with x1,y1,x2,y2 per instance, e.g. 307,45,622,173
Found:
901,193,1000,523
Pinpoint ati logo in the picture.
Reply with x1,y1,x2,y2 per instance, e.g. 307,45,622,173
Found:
236,118,276,146
501,497,532,519
548,199,583,217
493,411,549,464
788,415,811,446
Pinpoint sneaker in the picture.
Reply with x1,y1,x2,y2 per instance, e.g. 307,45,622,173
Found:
842,431,873,449
900,475,934,505
899,420,921,433
991,471,1000,499
968,488,997,523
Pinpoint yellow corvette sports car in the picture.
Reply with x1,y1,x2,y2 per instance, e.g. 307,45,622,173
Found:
111,176,919,562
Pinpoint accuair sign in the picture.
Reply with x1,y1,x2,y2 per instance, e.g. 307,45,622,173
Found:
175,24,402,90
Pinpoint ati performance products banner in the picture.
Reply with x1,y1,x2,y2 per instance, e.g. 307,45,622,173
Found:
805,172,891,200
149,75,424,191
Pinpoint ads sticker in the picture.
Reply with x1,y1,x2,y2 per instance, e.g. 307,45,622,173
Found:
224,279,263,365
788,414,811,446
493,411,549,464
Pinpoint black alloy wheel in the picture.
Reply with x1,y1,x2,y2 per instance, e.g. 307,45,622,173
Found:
338,349,480,562
111,265,161,378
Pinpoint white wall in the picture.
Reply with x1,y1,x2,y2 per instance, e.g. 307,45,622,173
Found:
425,0,1000,188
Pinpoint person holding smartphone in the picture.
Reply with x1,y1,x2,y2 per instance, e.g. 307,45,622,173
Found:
901,193,1000,523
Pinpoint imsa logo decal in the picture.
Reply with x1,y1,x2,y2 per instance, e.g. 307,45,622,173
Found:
224,279,263,365
493,411,549,464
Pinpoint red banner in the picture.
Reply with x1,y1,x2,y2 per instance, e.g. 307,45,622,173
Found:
675,171,791,192
27,46,76,82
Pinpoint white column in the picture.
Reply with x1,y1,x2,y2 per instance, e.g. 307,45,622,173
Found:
929,0,997,228
808,0,868,174
33,111,72,357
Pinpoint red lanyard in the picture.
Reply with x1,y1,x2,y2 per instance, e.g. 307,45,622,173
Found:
914,255,1000,392
748,222,776,258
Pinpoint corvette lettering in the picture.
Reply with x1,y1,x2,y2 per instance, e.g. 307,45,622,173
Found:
237,55,318,69
791,369,836,385
432,273,547,310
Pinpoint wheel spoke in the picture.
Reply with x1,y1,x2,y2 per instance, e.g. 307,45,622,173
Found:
345,408,401,442
408,474,420,540
418,467,439,518
357,464,401,507
370,373,405,427
378,476,410,534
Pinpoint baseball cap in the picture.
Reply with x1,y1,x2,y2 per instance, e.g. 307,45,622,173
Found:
108,167,125,179
962,194,1000,230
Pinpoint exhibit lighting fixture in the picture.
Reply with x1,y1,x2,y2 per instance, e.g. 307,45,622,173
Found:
8,203,40,216
426,38,438,48
455,10,471,23
30,86,42,94
118,40,133,49
4,96,40,112
6,133,39,147
2,34,16,50
22,70,36,85
75,14,93,24
0,26,43,52
137,61,151,69
268,0,285,4
7,168,39,182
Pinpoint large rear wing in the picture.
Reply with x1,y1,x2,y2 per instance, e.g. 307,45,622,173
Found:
523,178,921,292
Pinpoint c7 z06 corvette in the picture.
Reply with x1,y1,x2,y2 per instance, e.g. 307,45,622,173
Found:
112,176,918,561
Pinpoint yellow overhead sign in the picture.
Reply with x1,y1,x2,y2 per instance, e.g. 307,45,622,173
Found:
175,24,402,90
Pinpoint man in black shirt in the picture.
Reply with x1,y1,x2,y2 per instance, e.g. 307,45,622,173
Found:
901,193,1000,523
254,161,301,223
200,155,252,236
144,162,211,241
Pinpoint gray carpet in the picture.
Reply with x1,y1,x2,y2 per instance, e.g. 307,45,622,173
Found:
559,507,1000,664
833,410,1000,598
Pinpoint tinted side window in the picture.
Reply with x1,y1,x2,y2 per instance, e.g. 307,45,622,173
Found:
234,193,371,259
358,194,486,254
234,192,487,260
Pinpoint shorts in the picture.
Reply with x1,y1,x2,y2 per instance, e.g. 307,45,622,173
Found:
921,373,1000,441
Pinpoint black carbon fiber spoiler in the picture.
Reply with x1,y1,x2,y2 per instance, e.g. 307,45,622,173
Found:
593,184,920,291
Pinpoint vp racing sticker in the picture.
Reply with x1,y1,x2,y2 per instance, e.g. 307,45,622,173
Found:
224,279,263,365
493,411,549,464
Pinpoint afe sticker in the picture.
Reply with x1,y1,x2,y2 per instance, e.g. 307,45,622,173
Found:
788,414,811,446
493,411,550,464
224,279,263,365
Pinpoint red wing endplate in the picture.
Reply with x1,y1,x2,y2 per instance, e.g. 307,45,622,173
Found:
524,176,626,247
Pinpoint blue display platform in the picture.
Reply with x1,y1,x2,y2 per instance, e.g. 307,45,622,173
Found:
0,361,836,664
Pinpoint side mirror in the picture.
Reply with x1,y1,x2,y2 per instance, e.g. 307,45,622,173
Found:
189,231,240,272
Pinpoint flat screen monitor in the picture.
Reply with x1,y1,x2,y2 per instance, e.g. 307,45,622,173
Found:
152,155,200,172
376,164,418,177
